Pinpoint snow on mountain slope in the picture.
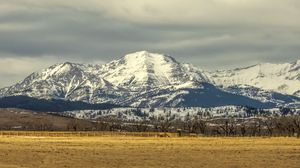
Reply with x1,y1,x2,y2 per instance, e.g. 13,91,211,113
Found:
294,90,300,97
0,51,211,106
64,106,300,121
0,51,299,109
0,87,8,97
65,106,251,121
99,51,211,91
0,62,123,103
210,60,300,96
224,85,300,107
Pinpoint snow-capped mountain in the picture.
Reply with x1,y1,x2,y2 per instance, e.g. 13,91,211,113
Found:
223,86,300,108
1,62,125,104
0,51,214,107
0,51,299,110
100,51,211,91
209,60,300,97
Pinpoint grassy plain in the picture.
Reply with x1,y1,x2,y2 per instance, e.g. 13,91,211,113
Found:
0,135,299,168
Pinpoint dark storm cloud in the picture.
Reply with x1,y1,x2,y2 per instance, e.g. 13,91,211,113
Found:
0,0,300,87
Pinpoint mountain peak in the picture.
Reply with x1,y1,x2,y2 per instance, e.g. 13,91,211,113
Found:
123,51,172,61
45,62,78,75
97,51,209,89
133,50,151,55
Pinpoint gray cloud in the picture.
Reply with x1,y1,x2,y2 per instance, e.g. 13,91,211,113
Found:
0,0,299,87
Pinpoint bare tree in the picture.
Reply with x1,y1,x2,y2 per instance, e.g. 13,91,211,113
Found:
292,116,300,137
240,123,247,137
136,121,149,132
250,119,262,136
195,119,207,134
264,117,274,136
219,120,230,136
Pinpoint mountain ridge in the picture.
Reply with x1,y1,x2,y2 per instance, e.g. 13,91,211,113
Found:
0,51,299,110
209,59,300,96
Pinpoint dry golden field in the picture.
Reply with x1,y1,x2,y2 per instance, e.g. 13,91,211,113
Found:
0,135,299,168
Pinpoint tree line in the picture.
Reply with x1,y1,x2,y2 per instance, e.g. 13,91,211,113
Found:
62,115,300,137
1,107,299,137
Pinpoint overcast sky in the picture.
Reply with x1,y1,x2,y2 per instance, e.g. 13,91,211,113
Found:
0,0,300,87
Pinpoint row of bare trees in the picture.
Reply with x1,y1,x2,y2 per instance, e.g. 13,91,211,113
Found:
2,111,299,137
165,116,300,137
91,115,300,137
43,115,300,137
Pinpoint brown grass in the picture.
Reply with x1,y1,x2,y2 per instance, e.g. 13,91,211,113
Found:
0,108,94,131
0,136,299,168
